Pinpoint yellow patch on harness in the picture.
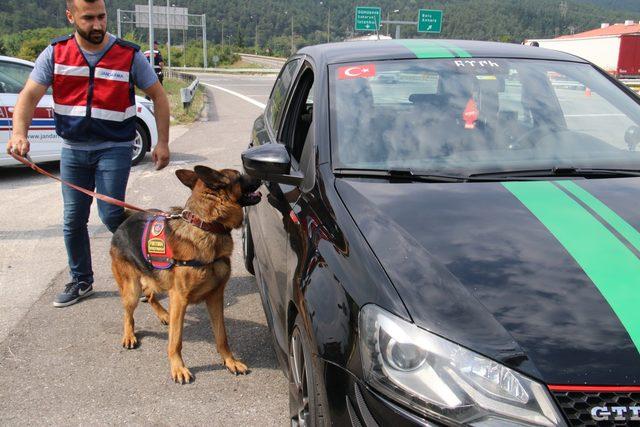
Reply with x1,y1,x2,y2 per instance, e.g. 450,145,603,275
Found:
148,238,166,254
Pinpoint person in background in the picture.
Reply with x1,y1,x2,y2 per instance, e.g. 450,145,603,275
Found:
144,40,165,85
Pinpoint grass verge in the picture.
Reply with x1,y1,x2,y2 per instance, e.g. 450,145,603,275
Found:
218,59,265,69
163,78,205,125
136,77,205,125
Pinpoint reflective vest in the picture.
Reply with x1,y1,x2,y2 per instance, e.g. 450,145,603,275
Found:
143,50,162,72
51,34,139,142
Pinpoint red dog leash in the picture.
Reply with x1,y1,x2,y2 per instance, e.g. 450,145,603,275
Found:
8,151,230,233
9,151,155,214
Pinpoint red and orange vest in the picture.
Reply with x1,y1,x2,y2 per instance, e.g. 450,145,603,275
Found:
51,34,139,142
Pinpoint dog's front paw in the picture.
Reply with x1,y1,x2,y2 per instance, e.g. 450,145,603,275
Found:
171,365,193,384
121,334,138,349
224,357,249,375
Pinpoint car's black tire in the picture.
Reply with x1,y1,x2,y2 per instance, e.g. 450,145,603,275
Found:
242,216,255,275
131,121,150,166
289,315,328,427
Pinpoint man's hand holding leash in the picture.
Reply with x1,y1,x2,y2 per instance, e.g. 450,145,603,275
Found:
6,135,30,157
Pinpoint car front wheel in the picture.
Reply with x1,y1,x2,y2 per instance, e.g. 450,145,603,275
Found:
131,121,150,166
289,315,327,427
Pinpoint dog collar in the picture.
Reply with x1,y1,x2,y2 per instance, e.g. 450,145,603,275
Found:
179,210,230,234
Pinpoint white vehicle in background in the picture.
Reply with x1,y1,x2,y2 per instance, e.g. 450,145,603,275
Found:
0,55,157,167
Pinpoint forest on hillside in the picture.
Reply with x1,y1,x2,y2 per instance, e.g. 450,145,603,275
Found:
1,0,639,60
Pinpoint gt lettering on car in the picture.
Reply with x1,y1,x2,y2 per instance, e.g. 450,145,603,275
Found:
338,64,376,80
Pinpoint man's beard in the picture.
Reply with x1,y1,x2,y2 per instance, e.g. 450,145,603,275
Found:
76,26,106,45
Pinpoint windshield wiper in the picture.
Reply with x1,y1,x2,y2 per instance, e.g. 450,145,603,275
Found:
334,168,467,183
469,167,640,180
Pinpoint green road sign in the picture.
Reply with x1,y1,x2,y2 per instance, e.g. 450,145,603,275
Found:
355,6,381,32
418,9,443,33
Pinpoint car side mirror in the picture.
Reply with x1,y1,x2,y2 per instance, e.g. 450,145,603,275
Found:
625,125,640,151
242,144,304,186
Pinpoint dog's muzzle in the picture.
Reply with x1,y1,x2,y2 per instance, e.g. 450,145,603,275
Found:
239,175,262,207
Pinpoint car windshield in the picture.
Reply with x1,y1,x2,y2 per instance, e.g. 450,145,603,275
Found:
329,58,640,176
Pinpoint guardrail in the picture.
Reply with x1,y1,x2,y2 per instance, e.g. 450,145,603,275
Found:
170,66,280,74
164,69,200,109
180,77,200,110
238,53,286,68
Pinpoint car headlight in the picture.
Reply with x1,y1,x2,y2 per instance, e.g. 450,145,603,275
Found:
138,100,154,115
359,305,566,426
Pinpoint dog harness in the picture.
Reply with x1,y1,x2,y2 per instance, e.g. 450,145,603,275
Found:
51,34,139,142
141,214,230,270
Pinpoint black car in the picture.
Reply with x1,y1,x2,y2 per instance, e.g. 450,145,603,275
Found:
241,39,640,426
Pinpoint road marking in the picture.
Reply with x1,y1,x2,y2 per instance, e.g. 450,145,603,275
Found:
201,83,266,109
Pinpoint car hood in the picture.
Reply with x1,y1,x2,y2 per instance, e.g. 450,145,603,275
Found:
336,177,640,385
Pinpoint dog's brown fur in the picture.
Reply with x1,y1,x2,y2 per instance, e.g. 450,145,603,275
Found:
110,166,259,383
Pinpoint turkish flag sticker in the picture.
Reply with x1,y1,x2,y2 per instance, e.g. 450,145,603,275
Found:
338,64,377,80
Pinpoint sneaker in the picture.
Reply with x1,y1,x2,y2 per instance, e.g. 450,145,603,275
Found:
53,280,94,308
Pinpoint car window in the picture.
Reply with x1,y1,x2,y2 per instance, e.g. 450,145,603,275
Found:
0,61,33,93
548,70,636,150
281,66,314,163
329,58,640,175
265,60,300,138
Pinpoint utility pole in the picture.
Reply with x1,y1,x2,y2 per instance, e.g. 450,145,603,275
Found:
202,14,208,68
117,9,122,38
291,15,294,54
148,0,154,69
327,8,331,43
386,12,389,36
255,19,259,53
166,0,171,68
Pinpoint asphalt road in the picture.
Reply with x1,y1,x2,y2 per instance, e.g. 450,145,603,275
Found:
0,74,285,425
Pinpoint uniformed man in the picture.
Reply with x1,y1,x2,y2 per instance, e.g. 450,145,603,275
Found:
144,40,165,85
6,0,171,307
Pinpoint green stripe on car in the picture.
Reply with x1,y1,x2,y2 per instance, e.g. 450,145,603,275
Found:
397,40,472,59
503,181,640,353
434,40,472,58
558,180,640,253
398,40,455,58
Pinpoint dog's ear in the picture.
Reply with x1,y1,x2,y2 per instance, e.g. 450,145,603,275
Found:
194,165,229,189
176,169,198,189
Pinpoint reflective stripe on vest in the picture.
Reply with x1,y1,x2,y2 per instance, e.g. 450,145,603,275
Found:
52,37,137,142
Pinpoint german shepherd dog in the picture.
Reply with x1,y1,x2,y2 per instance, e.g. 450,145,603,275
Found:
110,166,261,383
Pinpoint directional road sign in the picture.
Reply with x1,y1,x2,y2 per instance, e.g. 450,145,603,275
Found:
417,9,443,33
355,6,381,32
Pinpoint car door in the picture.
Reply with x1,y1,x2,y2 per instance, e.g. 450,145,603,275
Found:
0,59,58,163
277,63,316,294
249,58,302,352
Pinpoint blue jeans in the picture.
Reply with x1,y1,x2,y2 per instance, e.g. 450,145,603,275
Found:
60,145,133,284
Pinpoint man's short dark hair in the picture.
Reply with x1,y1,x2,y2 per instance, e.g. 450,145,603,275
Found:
66,0,99,11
